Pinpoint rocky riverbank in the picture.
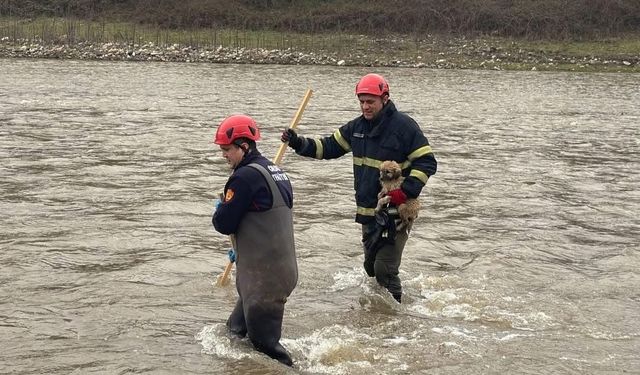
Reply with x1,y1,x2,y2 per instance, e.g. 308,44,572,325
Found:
1,36,639,72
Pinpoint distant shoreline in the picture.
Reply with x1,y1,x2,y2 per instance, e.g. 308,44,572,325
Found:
2,36,639,73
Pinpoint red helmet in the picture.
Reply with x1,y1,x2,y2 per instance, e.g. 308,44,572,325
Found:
214,114,261,145
355,73,390,96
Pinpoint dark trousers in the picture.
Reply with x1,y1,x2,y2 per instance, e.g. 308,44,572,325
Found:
227,296,293,366
362,222,408,302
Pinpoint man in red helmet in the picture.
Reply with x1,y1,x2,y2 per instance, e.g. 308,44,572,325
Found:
281,73,437,303
212,114,297,366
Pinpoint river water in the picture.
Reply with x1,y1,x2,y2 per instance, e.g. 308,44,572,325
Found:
1,59,638,374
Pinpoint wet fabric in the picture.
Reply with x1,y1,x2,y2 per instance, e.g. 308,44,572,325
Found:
363,207,398,266
362,219,408,302
226,162,298,365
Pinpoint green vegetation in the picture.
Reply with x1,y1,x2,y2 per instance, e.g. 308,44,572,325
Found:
1,1,638,72
2,0,639,39
0,17,363,52
520,37,640,58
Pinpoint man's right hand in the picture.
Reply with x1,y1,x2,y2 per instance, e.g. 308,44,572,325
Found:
212,198,222,216
281,128,304,151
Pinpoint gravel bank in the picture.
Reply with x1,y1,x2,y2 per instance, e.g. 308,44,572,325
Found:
1,37,638,72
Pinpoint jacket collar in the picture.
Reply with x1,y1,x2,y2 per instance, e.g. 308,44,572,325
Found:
235,149,263,171
367,100,397,137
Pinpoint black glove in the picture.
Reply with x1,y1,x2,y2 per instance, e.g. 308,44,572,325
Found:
362,208,398,270
281,128,305,151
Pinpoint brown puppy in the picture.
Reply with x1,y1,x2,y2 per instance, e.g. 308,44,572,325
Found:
376,160,420,232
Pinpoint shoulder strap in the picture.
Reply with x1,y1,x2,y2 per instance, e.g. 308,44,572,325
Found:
247,163,286,207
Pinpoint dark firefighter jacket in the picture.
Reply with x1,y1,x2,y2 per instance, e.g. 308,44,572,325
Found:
213,150,293,235
294,100,437,224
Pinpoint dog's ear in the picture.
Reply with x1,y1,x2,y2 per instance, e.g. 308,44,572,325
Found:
392,164,402,179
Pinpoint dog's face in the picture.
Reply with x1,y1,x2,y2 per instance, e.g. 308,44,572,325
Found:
379,160,402,182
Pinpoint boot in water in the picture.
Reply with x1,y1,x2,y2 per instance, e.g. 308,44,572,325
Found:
254,341,293,366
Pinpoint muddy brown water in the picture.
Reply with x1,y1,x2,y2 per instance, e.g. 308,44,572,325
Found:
1,59,638,374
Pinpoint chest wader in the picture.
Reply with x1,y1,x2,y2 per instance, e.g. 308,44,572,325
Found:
226,163,298,366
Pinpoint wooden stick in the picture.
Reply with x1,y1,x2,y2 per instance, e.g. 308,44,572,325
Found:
273,88,313,166
215,88,313,287
216,262,233,286
215,234,235,286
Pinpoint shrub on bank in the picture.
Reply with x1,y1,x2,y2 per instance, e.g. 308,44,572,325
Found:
1,0,639,40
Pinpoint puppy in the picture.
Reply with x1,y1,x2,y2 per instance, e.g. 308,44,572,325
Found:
375,160,420,232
